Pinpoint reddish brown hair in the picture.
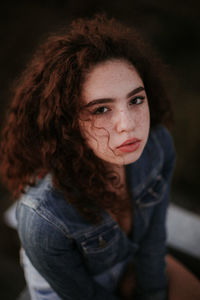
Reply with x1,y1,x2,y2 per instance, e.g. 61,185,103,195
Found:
0,14,172,222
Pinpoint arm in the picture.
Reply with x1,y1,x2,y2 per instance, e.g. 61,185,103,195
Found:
166,255,200,300
17,204,119,300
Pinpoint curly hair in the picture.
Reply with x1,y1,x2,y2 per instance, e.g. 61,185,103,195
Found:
0,14,172,223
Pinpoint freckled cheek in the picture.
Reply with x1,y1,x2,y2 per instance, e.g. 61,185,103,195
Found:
135,108,150,131
137,112,149,125
89,119,113,137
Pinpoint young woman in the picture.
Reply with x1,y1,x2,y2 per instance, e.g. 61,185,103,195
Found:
0,14,199,300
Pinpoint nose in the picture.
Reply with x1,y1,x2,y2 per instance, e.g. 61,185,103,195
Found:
114,109,136,133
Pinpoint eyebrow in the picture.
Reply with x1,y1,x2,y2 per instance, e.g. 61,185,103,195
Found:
83,86,145,108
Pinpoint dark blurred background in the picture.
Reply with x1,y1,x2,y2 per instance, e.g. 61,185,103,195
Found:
0,1,200,299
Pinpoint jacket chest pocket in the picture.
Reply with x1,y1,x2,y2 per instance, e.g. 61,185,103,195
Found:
133,175,167,231
79,225,122,275
136,174,167,208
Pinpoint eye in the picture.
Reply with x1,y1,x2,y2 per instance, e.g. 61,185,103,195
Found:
92,106,110,115
130,96,145,105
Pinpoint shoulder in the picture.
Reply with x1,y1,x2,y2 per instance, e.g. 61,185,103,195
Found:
151,124,175,158
16,174,96,244
151,125,176,180
16,178,73,253
130,124,174,175
17,198,72,251
145,124,176,171
126,125,175,197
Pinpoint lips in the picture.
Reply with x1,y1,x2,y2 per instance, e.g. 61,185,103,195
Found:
116,138,141,153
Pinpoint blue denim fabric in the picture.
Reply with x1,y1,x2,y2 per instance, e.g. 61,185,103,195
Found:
20,247,131,299
16,125,175,300
20,248,61,300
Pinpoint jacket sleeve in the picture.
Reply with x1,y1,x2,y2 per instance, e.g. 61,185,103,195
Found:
134,126,176,300
17,203,119,300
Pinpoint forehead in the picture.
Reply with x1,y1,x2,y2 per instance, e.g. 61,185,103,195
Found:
81,59,144,103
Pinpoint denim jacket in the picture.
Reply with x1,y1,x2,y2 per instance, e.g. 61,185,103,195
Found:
16,125,175,300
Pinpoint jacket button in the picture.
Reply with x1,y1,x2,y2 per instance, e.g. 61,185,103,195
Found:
99,236,107,248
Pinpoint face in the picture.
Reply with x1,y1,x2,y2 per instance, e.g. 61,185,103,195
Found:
79,59,150,166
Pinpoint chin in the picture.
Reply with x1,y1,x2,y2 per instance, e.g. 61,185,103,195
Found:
104,152,142,166
119,155,141,165
118,147,144,165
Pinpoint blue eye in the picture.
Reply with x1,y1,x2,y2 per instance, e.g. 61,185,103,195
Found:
92,106,109,115
130,96,145,105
